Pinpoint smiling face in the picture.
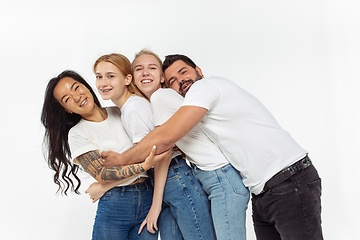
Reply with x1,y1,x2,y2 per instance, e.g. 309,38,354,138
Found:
132,54,164,98
53,77,96,118
164,60,203,97
95,61,132,107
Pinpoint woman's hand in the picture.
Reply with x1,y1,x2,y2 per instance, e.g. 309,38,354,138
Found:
85,182,108,203
138,204,162,234
144,146,172,169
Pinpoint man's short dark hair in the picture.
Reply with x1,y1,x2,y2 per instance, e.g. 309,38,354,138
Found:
162,54,197,73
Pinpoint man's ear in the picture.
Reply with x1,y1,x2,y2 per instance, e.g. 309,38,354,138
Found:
195,66,203,78
125,74,132,86
160,73,165,83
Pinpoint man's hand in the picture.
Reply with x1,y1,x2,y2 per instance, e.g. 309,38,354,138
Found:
102,151,126,167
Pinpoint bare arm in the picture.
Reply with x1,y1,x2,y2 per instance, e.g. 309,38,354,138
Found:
85,179,137,203
139,150,172,234
76,149,156,184
85,146,169,202
103,106,208,166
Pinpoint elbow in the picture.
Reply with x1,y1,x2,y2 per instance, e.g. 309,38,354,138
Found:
159,135,176,152
150,125,176,152
94,176,107,185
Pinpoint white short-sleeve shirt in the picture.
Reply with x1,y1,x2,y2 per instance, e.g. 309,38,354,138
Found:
182,76,307,194
151,88,229,171
122,94,182,158
120,95,155,144
68,107,147,186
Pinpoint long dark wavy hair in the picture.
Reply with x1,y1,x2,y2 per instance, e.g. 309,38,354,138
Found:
41,70,102,195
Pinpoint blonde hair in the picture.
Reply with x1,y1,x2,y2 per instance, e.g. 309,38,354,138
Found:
93,53,146,98
132,49,167,89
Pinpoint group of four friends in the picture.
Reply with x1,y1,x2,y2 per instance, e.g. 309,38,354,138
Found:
41,49,323,240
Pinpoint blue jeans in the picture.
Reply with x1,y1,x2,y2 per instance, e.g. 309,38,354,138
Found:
192,163,250,240
92,178,158,240
158,158,216,240
252,164,323,240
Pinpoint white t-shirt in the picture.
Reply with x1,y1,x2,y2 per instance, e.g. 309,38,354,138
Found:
68,107,146,186
122,94,182,158
151,88,228,171
120,95,154,144
182,76,307,194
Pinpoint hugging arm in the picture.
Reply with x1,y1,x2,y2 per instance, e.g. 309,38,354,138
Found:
76,149,154,184
85,180,129,203
84,147,171,202
104,106,208,166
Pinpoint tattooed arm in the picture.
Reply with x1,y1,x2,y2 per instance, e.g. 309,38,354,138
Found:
85,146,164,202
75,149,153,184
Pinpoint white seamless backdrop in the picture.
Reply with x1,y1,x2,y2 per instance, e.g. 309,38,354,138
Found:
0,0,358,239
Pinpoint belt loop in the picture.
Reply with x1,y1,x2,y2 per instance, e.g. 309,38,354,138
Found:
121,186,126,195
145,179,149,191
174,156,180,165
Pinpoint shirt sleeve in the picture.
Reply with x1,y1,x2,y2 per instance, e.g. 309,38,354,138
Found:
151,89,183,127
124,109,154,144
181,79,221,111
68,127,97,163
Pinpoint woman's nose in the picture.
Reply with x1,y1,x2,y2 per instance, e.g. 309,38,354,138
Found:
99,78,108,86
142,68,149,76
73,93,80,102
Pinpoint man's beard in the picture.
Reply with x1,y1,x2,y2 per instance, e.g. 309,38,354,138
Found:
179,72,203,97
179,80,194,97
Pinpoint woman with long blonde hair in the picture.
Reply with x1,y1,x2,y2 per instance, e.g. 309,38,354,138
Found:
87,51,216,240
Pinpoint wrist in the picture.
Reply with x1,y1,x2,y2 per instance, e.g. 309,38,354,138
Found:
142,160,152,171
116,152,132,166
150,202,162,211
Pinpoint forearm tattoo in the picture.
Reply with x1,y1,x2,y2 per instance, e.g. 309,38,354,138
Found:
75,150,145,183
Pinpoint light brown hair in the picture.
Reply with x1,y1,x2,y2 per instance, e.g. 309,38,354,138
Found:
94,53,146,98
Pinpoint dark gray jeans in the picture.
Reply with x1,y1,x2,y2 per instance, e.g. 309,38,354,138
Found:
252,164,323,240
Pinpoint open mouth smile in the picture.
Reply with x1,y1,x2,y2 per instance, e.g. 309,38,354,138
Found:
180,80,193,92
141,79,153,84
100,88,112,93
80,98,87,107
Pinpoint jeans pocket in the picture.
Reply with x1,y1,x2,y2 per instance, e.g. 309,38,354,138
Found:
184,169,206,196
309,178,322,221
166,167,178,181
222,165,249,196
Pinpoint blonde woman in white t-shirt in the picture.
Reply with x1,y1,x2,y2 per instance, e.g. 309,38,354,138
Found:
86,51,216,240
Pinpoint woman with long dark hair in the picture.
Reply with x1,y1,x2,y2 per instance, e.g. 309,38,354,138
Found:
41,70,165,239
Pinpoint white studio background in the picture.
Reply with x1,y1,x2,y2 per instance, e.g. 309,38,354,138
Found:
0,0,358,239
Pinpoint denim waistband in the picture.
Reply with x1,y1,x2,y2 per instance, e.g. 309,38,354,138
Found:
113,177,151,192
260,155,312,194
169,155,185,168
